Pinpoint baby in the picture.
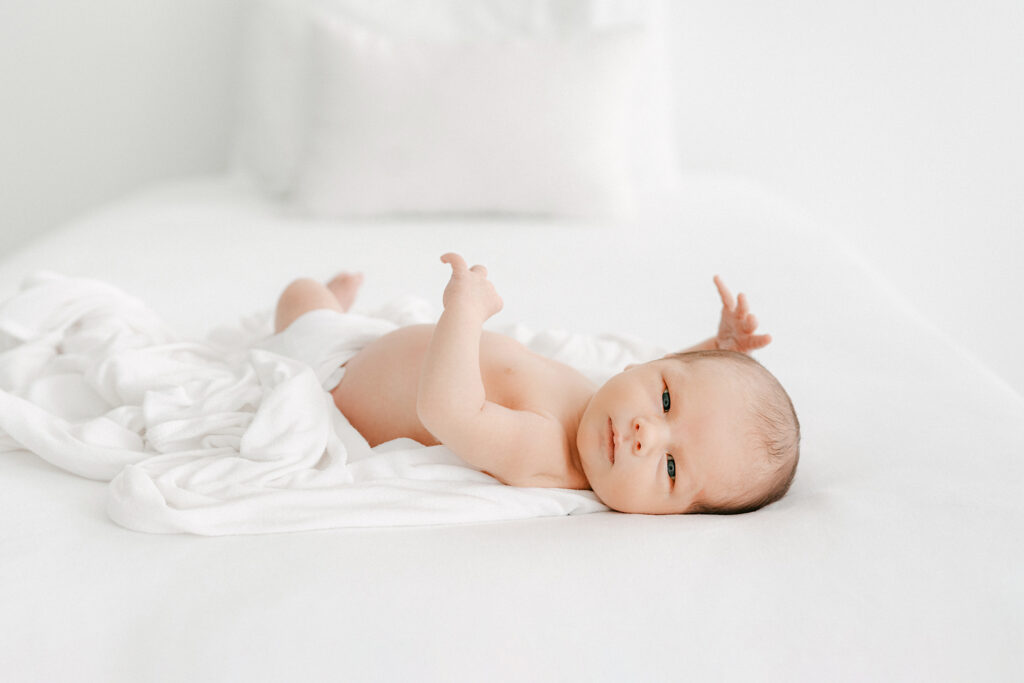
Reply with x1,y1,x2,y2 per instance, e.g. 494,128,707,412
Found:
270,253,800,515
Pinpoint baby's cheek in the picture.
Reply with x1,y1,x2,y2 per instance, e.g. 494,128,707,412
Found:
598,479,651,514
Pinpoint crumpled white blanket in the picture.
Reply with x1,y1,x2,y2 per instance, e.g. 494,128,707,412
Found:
0,272,663,535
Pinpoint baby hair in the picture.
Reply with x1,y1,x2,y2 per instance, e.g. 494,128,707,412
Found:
666,349,800,514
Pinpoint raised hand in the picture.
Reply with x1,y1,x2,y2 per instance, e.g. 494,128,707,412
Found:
713,275,772,353
440,252,504,322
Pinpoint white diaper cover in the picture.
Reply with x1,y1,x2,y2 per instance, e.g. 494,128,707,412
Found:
256,309,399,391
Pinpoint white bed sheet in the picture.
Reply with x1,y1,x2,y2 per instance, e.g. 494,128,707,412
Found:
1,173,1021,682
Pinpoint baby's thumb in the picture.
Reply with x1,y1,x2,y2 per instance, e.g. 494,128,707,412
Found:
441,252,466,271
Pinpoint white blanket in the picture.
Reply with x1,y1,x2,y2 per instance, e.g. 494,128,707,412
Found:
0,272,644,534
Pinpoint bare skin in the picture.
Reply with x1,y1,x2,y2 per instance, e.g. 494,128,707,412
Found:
273,256,773,511
334,323,597,487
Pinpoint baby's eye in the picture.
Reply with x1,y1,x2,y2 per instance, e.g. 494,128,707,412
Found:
662,388,671,412
666,454,676,480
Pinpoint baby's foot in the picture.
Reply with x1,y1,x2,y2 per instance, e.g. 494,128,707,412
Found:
326,272,364,312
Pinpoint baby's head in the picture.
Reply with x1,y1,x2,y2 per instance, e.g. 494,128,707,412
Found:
576,350,799,514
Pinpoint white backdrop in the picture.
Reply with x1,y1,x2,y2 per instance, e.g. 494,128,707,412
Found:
0,0,1021,395
668,0,1024,397
0,0,243,254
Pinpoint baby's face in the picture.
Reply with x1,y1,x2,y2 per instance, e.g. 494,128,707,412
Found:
576,358,755,514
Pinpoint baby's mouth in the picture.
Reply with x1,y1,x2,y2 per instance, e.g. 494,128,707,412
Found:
608,418,615,465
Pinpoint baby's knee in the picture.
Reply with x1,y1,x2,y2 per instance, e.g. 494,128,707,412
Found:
279,278,322,305
275,278,336,332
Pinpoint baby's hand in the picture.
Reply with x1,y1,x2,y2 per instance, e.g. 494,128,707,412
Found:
439,253,503,322
713,275,772,353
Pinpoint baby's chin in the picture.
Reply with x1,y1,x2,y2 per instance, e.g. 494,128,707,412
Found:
574,443,618,508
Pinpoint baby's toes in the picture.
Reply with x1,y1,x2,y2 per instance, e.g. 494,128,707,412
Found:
327,272,364,311
328,272,363,289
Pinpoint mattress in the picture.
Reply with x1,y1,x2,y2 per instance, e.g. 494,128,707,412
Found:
1,173,1021,682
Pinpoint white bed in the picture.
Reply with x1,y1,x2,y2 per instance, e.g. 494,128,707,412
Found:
2,171,1021,681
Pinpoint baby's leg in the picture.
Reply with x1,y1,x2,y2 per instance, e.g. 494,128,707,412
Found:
274,273,363,333
326,272,364,312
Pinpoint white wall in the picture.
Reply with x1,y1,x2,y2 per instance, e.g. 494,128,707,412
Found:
0,0,243,255
669,0,1024,396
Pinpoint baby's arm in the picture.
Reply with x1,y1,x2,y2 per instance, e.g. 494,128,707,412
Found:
417,253,565,485
682,275,772,354
417,253,500,425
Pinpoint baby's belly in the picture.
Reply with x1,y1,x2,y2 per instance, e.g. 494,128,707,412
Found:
330,325,439,447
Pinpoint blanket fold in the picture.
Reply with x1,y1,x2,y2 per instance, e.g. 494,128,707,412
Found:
0,272,628,534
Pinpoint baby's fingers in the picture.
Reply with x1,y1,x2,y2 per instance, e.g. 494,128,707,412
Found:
736,292,750,317
749,333,772,350
742,313,759,333
469,264,488,278
714,275,736,310
441,252,468,272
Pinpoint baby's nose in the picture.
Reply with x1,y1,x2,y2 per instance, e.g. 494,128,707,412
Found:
631,417,663,456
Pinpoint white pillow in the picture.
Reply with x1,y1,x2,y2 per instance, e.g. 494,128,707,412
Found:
291,15,641,218
232,0,678,217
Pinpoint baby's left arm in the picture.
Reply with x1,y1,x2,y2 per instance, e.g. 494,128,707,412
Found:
416,253,566,486
682,275,772,354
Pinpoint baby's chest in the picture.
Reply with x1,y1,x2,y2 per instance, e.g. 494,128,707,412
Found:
478,334,574,414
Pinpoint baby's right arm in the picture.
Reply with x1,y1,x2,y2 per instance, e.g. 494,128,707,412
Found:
416,254,566,486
